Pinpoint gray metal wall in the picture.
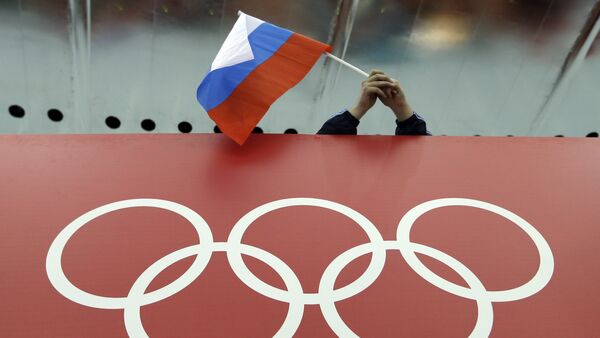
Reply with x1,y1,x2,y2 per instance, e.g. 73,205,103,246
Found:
1,0,599,136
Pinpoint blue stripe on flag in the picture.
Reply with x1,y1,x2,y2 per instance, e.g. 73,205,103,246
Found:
197,22,293,112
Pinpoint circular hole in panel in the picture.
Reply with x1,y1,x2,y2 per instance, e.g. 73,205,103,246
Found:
141,119,156,131
48,109,64,122
178,121,192,134
105,116,121,129
8,105,25,118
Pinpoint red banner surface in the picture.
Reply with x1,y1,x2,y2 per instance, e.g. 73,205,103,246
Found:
1,134,599,337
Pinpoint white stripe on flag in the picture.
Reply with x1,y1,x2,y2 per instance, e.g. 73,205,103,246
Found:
210,13,265,71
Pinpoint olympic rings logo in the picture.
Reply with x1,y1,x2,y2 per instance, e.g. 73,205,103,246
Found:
46,198,554,338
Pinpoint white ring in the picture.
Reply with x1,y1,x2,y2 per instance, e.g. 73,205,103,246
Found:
319,241,493,338
226,198,386,305
397,198,554,302
45,199,214,309
124,243,304,338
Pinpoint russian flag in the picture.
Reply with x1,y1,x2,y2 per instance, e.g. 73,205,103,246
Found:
197,12,331,145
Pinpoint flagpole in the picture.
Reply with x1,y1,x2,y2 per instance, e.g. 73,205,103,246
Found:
325,52,369,78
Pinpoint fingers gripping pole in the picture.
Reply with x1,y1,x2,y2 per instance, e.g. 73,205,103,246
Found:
325,53,369,78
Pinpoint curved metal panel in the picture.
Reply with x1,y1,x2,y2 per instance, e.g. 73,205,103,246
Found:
0,0,598,136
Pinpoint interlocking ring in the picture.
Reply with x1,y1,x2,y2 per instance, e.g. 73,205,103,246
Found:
46,197,554,338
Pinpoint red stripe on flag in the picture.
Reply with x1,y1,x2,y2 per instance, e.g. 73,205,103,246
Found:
209,34,331,145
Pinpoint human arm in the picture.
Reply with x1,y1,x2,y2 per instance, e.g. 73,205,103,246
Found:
370,70,430,135
317,70,391,135
395,113,429,136
317,69,430,135
316,111,360,135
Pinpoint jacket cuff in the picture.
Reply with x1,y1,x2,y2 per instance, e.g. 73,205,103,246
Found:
342,111,360,127
395,112,419,127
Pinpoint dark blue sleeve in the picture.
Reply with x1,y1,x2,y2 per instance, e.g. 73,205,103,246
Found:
318,110,431,136
317,111,359,135
395,113,430,136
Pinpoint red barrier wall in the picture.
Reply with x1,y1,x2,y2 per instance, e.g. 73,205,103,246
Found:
1,134,598,337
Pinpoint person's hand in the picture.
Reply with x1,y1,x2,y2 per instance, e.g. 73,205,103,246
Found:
348,70,388,120
349,70,413,122
374,71,413,122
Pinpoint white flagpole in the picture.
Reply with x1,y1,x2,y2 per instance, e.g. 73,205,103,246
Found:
325,52,369,77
